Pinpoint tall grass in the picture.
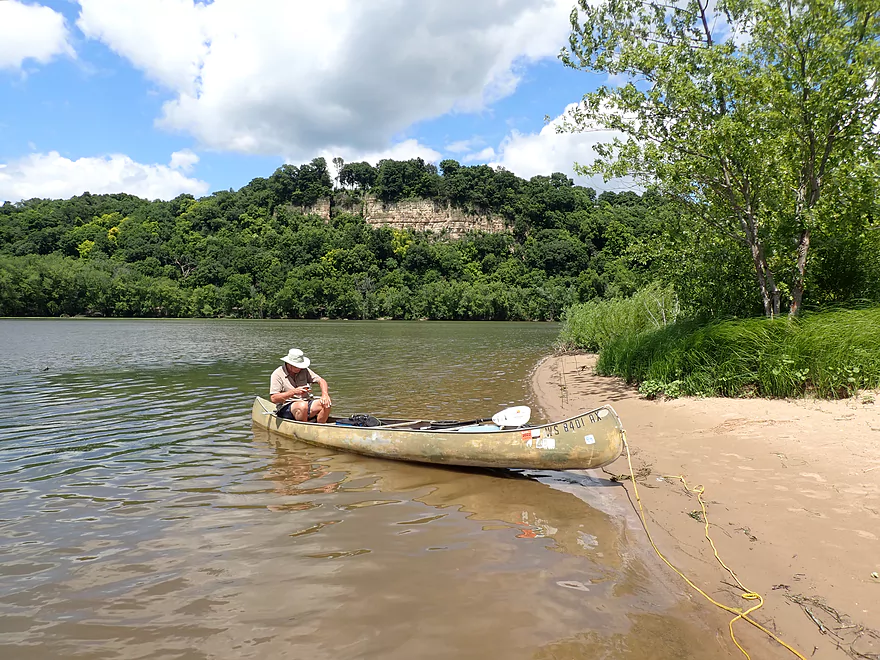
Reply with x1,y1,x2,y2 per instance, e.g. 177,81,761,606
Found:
596,307,880,398
559,283,679,351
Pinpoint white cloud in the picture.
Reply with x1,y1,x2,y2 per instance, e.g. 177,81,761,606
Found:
489,103,638,191
75,0,573,159
0,1,74,70
0,151,209,202
445,138,484,154
317,139,442,167
462,146,496,163
169,148,199,172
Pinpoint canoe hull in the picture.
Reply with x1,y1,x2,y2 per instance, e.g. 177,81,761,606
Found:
251,397,625,470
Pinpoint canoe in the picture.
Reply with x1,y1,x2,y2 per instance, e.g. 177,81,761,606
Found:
251,396,626,470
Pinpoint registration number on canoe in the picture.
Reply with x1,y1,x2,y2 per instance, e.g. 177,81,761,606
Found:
523,412,602,446
541,413,599,437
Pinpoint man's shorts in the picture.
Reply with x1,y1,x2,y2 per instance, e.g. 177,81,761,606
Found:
277,399,315,421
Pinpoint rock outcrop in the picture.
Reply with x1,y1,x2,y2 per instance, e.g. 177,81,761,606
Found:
362,198,503,237
299,198,331,219
300,197,504,237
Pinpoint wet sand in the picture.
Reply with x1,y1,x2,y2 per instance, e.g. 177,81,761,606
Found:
531,353,880,660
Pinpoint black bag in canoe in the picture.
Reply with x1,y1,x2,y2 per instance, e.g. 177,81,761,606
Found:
336,414,382,428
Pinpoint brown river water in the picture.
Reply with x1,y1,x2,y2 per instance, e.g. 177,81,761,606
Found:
0,319,729,659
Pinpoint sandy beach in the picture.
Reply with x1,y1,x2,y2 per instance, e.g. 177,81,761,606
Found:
531,353,880,660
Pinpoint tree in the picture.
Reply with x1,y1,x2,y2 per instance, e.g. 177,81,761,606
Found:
339,161,377,190
332,157,345,189
439,159,461,176
374,158,441,202
296,158,333,206
268,158,333,209
562,0,880,316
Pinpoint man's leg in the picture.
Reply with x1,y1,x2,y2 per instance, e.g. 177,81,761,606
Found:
290,401,309,421
289,399,330,423
303,400,329,423
314,402,330,424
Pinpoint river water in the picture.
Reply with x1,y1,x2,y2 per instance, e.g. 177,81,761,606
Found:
0,319,728,659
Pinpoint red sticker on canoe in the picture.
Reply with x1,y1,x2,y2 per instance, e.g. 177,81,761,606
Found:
521,431,531,441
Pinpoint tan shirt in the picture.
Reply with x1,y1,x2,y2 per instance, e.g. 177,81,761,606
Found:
270,364,321,399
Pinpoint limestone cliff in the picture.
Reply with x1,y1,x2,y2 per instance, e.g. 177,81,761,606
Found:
301,196,505,237
298,198,331,219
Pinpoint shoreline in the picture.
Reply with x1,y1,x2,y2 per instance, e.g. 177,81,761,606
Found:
530,353,880,660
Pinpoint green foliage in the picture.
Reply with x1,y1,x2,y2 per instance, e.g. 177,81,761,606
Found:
373,158,441,202
2,154,877,322
0,157,667,320
638,379,683,400
339,161,377,191
559,283,679,351
562,0,880,317
267,158,333,210
637,380,665,400
597,307,880,398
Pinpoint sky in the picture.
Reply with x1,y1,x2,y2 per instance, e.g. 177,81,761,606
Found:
0,0,628,203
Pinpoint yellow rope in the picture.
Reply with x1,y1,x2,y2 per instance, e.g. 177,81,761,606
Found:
620,432,807,660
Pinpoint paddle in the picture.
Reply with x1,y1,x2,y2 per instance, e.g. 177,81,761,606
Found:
491,405,531,427
429,405,531,429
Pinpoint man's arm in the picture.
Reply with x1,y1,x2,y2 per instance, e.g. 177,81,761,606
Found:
269,389,309,405
315,376,332,407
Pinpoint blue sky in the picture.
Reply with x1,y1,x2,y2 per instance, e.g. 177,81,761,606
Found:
0,0,619,202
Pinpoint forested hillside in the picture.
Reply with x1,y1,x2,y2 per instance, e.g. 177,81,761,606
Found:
1,156,876,320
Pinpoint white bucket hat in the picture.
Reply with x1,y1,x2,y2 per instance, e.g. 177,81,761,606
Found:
281,348,310,369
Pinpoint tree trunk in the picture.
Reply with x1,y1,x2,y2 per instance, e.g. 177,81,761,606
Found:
750,242,773,316
739,207,781,318
789,227,811,317
789,165,819,317
750,242,781,317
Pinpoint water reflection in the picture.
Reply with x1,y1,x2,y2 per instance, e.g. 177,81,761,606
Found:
256,431,736,659
261,428,626,564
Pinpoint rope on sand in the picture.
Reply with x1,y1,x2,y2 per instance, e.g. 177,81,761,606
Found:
620,432,808,660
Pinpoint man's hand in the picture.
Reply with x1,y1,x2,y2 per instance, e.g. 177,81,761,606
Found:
270,388,308,404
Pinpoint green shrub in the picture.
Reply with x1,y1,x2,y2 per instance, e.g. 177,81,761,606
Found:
596,307,880,399
638,379,665,399
559,282,679,351
663,380,684,399
638,378,684,399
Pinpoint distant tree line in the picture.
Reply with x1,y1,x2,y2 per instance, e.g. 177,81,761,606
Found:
1,156,877,320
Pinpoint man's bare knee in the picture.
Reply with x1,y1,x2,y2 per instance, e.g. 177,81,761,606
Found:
291,402,308,421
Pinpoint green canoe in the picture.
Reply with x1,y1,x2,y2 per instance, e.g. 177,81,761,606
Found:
251,397,625,470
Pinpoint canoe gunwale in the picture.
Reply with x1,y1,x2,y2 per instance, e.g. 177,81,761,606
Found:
252,396,620,434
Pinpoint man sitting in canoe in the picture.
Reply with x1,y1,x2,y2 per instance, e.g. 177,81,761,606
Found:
269,349,332,423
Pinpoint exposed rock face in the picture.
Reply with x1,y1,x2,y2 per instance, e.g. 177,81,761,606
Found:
300,197,505,237
300,198,331,219
362,198,504,237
